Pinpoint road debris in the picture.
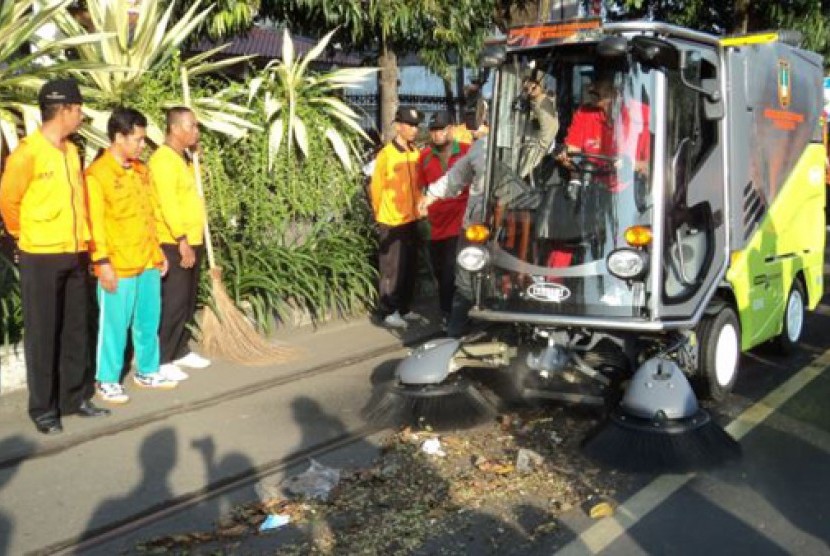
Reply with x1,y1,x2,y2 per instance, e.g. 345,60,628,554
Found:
281,459,341,501
135,407,634,554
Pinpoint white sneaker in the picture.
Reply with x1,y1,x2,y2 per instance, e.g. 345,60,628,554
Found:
160,363,189,381
383,311,408,329
133,373,178,390
401,311,423,322
173,352,211,369
96,382,130,404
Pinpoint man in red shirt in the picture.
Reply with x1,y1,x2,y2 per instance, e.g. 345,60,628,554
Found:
563,77,650,189
417,111,471,322
550,76,651,269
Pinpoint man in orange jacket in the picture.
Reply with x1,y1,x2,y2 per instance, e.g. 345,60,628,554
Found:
0,79,110,434
86,107,179,404
149,107,211,375
369,106,424,329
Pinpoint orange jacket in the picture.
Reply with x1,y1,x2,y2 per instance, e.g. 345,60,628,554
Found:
86,150,164,278
148,145,205,245
0,130,89,254
369,141,422,226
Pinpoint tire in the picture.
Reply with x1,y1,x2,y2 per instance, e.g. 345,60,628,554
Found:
775,280,806,355
695,306,741,402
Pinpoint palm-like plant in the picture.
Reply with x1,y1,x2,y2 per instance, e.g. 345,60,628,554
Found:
0,0,111,159
247,28,377,171
45,0,258,147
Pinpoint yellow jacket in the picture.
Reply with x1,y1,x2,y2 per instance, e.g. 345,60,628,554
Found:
370,141,422,226
86,150,164,278
148,145,205,245
0,130,89,254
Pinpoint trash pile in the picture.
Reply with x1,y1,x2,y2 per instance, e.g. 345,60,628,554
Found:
135,407,638,554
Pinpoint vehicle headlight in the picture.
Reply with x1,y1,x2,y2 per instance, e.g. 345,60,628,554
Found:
607,248,648,280
457,246,490,272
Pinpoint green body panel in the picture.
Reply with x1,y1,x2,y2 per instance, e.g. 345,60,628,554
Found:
726,143,826,351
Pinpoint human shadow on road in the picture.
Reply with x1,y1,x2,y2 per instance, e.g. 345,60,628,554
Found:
253,391,534,554
0,435,36,555
240,394,381,551
81,428,178,544
190,435,257,530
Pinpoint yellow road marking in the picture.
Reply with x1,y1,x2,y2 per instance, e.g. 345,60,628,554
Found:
556,349,830,555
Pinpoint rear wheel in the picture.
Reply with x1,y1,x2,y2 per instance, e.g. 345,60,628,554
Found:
695,306,740,402
775,280,805,355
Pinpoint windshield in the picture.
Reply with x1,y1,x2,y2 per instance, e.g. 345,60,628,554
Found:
484,48,656,318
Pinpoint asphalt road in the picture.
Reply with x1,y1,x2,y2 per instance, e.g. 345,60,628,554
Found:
0,253,829,555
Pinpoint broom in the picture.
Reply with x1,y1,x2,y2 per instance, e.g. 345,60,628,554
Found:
363,377,499,431
362,338,499,430
582,358,741,473
180,68,296,365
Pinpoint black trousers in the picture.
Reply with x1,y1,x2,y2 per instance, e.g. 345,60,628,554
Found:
160,243,204,364
429,236,459,316
377,221,418,316
19,251,93,422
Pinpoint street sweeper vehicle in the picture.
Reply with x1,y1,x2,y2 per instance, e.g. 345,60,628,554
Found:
375,19,827,472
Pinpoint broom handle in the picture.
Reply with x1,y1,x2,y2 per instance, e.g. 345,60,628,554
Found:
192,153,216,269
181,67,217,270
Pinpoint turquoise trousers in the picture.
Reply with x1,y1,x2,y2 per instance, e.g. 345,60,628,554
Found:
95,269,161,383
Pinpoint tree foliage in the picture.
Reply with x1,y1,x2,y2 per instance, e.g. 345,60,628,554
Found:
614,0,829,63
259,0,506,138
247,28,377,171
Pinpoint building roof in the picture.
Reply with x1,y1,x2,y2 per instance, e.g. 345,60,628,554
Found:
192,27,364,67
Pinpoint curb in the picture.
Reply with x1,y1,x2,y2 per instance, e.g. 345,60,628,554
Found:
0,342,26,396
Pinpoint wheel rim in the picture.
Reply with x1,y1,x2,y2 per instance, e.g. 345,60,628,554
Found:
785,288,804,343
715,322,739,386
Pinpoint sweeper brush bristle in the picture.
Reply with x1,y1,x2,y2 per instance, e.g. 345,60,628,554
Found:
582,408,742,473
363,378,498,430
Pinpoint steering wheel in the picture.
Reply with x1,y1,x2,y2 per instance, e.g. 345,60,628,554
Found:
568,152,618,175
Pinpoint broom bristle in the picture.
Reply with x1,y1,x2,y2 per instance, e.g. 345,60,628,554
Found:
582,409,742,473
363,378,498,430
198,270,298,365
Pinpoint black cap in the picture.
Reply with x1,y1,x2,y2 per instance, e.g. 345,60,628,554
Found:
38,78,83,105
394,106,422,126
428,110,453,130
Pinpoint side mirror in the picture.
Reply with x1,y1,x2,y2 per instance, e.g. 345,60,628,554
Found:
480,43,506,68
678,51,721,105
630,36,680,70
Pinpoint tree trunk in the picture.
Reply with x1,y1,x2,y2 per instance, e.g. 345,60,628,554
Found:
456,65,466,122
443,77,455,121
538,0,552,22
378,39,399,142
733,0,750,34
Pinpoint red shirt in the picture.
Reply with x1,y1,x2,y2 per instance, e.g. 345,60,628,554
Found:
565,100,650,162
417,140,471,240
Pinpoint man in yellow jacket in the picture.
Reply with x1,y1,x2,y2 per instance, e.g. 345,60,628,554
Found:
149,107,211,374
0,79,110,434
87,107,181,404
370,106,424,329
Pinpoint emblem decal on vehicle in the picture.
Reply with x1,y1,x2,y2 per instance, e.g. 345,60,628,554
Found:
777,59,791,109
526,282,571,303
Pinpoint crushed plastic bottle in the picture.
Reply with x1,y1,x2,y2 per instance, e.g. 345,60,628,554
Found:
516,448,545,473
421,438,446,457
281,459,341,501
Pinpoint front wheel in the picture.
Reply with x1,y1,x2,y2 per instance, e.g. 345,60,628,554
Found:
695,306,741,402
775,280,805,355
